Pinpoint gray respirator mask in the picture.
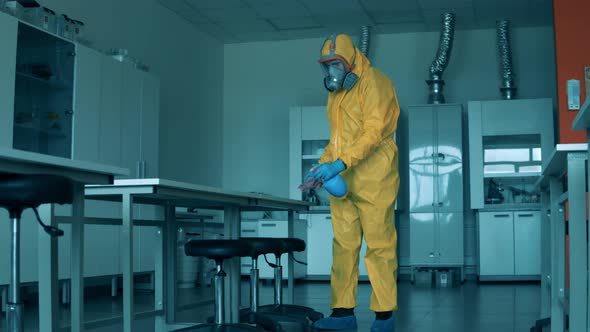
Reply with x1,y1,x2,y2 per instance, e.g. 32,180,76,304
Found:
323,64,359,92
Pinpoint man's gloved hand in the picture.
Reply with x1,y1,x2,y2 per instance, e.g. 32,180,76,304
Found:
308,160,346,182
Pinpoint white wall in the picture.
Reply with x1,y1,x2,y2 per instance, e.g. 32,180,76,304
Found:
41,0,224,186
223,26,557,197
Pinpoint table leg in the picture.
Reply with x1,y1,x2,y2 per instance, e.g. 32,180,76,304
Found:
224,205,240,324
540,188,551,319
38,203,58,332
287,210,295,304
71,184,85,331
164,203,177,324
154,224,165,331
550,176,565,332
122,193,135,332
567,153,587,332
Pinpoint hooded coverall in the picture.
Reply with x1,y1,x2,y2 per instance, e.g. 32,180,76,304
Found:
318,34,400,312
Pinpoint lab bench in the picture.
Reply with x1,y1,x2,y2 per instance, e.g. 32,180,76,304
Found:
536,141,588,332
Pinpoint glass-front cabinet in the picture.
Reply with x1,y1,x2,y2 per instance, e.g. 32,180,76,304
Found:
12,22,75,158
482,134,542,206
301,139,330,205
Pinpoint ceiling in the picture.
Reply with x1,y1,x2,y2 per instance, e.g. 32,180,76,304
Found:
159,0,554,44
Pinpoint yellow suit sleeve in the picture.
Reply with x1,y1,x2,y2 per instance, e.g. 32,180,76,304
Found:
319,139,335,164
339,72,399,168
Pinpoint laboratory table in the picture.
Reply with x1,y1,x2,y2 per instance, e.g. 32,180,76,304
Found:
0,147,127,332
536,143,588,332
84,178,310,332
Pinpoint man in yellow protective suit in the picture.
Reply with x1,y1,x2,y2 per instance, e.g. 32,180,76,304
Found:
306,34,400,332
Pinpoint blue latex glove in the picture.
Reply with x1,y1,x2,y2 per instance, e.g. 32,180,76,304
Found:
308,160,346,182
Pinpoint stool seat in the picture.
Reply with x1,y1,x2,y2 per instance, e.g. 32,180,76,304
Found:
242,237,285,257
185,239,254,260
0,174,75,210
282,238,306,253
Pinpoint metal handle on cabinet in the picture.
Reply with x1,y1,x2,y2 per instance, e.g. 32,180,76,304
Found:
325,216,332,220
139,161,146,179
136,161,141,178
518,213,534,217
438,153,445,160
242,229,256,233
438,202,443,206
261,223,277,227
493,214,510,218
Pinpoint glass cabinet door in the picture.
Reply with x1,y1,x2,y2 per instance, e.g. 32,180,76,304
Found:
13,22,74,158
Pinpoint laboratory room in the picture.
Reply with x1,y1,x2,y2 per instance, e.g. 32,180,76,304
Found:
0,0,588,331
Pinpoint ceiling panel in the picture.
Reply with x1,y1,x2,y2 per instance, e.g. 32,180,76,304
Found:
298,0,364,14
423,8,474,24
269,17,322,30
360,0,422,11
161,0,553,43
245,0,311,18
222,20,277,34
370,10,424,24
194,23,238,41
314,13,373,26
177,10,210,24
233,31,286,43
200,7,260,22
280,27,330,40
184,0,245,9
376,22,430,34
160,0,194,13
418,0,474,10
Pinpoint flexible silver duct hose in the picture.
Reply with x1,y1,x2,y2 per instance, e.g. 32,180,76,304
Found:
496,20,517,99
429,13,456,81
427,13,455,104
359,25,370,57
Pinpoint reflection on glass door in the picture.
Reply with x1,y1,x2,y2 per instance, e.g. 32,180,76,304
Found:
13,23,75,158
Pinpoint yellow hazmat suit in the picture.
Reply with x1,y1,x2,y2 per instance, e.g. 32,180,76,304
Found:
318,34,400,312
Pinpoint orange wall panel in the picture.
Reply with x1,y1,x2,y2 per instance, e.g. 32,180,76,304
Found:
554,0,590,143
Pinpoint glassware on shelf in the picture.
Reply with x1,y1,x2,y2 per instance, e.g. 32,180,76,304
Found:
12,22,74,158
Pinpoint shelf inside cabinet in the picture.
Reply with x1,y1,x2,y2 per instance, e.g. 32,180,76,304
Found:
14,124,68,138
484,172,541,185
16,71,69,89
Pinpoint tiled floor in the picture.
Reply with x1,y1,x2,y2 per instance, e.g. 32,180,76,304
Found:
0,280,542,331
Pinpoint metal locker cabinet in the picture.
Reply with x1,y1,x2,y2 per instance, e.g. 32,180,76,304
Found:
435,105,463,212
408,106,435,213
408,104,464,275
409,213,436,265
437,213,464,264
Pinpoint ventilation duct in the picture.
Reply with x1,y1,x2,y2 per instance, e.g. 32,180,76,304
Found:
427,12,456,104
359,25,370,57
496,20,517,99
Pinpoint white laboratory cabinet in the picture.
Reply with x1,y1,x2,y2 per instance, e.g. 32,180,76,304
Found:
303,213,370,280
0,11,161,288
407,104,464,276
240,219,308,280
477,210,541,280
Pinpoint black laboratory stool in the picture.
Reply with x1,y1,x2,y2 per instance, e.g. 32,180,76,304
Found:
239,238,312,332
178,239,265,332
256,238,323,322
0,174,75,332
